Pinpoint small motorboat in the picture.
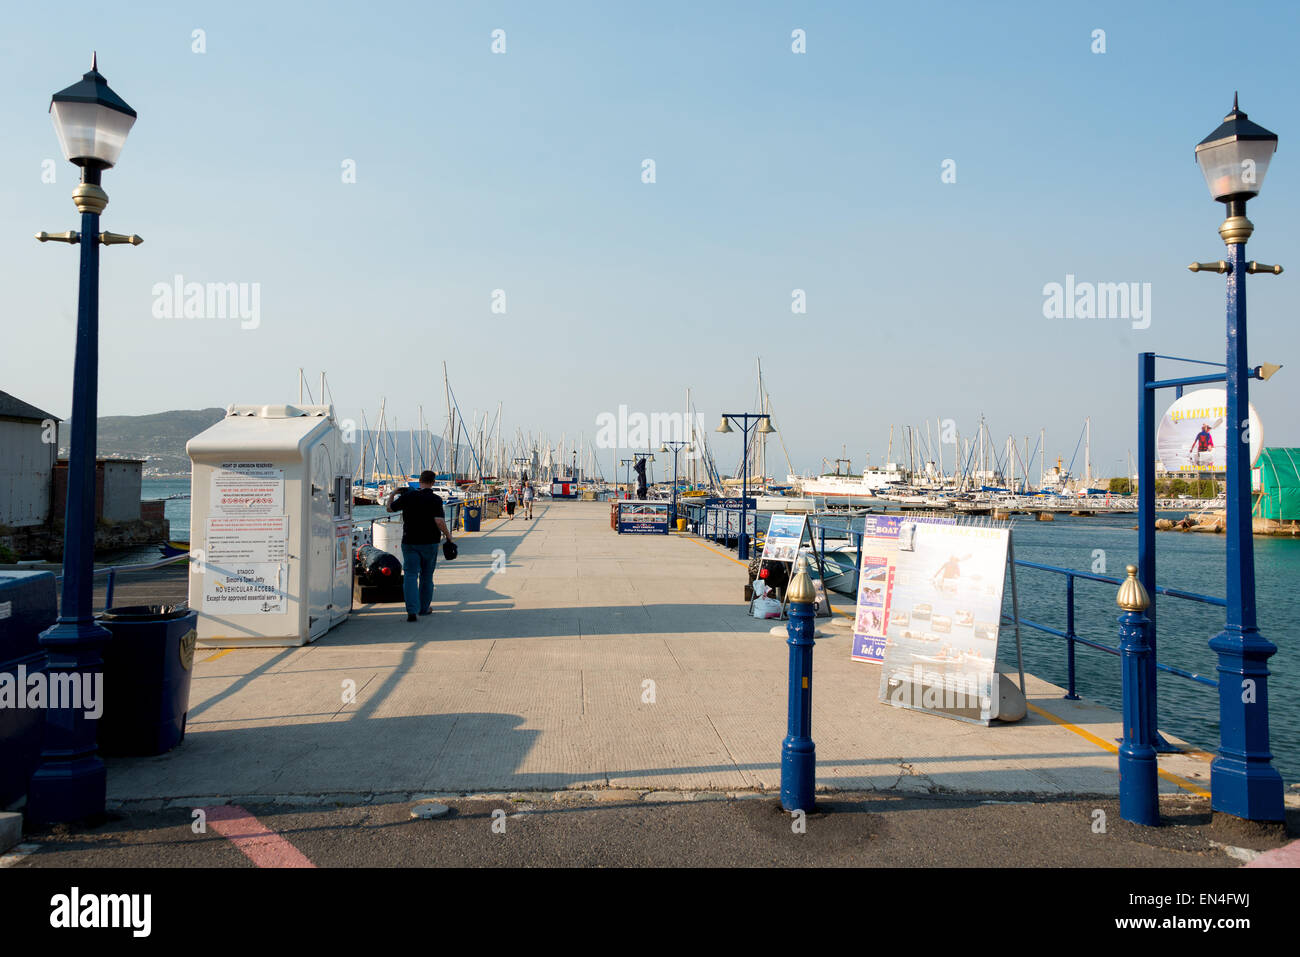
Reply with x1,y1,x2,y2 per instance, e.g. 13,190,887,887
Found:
159,540,190,558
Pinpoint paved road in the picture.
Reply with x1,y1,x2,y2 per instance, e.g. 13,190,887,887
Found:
11,793,1296,869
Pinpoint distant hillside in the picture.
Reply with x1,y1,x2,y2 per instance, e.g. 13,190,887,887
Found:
56,409,493,478
60,408,227,475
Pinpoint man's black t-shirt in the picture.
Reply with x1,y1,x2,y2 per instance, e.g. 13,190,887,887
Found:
392,488,445,545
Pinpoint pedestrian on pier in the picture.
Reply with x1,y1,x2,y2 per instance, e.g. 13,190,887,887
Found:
523,481,534,519
386,470,455,622
505,485,517,518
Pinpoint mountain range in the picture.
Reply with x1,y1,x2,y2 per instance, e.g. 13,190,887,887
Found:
59,408,480,477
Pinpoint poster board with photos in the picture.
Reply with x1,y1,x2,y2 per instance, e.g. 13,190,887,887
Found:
761,513,807,563
851,514,957,663
875,520,1012,725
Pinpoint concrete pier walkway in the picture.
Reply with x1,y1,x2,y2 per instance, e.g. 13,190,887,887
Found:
105,500,1216,806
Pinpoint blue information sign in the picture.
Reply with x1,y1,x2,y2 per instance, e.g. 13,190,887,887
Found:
617,501,670,534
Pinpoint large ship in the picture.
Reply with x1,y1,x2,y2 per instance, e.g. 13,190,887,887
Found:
794,462,907,499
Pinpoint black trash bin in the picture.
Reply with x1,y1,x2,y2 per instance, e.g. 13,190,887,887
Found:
96,604,198,756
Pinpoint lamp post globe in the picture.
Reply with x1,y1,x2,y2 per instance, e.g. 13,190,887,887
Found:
50,54,137,175
1195,94,1278,204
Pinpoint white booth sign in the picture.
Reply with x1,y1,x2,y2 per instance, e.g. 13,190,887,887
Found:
210,463,285,515
202,563,288,615
205,515,289,564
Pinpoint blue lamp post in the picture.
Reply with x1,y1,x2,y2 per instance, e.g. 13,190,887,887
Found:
1190,96,1285,822
780,556,817,812
27,55,140,825
657,440,691,527
716,412,774,560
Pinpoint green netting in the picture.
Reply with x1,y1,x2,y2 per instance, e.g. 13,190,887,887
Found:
1256,448,1300,521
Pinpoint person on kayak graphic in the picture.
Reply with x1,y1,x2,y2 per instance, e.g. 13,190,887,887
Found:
1189,424,1215,469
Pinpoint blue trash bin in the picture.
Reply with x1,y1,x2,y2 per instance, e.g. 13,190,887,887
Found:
96,604,198,756
0,571,57,806
464,505,481,532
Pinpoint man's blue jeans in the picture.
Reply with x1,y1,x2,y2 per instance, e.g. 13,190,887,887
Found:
401,543,438,616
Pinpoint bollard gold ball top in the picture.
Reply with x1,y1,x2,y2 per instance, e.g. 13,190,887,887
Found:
1117,564,1151,612
787,555,817,605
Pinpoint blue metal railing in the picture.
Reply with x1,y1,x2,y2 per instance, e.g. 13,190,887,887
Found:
794,518,1224,703
1004,559,1222,700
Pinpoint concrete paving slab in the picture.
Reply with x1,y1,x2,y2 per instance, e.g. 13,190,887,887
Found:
98,500,1224,804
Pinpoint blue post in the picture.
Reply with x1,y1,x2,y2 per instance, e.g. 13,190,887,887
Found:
1209,222,1284,820
27,176,113,825
1136,352,1162,746
1065,573,1079,700
1117,565,1159,826
739,421,750,561
670,447,678,528
780,559,817,812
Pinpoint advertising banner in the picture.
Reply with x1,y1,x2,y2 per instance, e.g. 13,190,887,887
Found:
618,501,670,534
876,522,1011,724
1156,388,1262,474
761,513,806,562
851,515,956,663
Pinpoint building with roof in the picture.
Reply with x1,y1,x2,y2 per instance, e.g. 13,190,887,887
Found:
0,390,60,528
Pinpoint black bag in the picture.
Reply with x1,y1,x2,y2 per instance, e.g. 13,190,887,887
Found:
442,541,458,561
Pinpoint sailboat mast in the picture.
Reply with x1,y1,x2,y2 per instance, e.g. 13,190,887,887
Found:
1085,416,1092,485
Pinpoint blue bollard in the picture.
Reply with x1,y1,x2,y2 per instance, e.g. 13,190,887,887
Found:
1117,564,1158,826
780,557,817,813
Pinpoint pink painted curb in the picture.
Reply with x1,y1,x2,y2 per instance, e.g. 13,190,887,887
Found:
1244,838,1300,868
203,805,316,868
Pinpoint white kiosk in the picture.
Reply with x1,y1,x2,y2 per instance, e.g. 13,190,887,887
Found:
187,404,353,646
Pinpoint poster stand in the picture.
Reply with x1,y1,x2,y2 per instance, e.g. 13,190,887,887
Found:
871,514,1027,725
1005,534,1026,695
755,513,832,620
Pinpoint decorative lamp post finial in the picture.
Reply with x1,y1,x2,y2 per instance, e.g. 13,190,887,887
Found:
787,555,817,605
1116,564,1150,612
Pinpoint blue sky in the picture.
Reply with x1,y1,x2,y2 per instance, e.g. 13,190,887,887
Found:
3,0,1299,479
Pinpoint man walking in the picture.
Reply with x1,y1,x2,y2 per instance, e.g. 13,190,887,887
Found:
386,470,455,622
522,480,535,519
